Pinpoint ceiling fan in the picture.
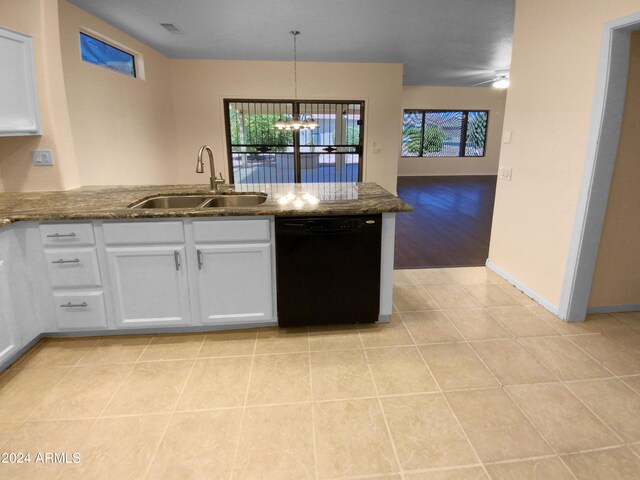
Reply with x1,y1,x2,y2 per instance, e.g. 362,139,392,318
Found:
473,69,510,88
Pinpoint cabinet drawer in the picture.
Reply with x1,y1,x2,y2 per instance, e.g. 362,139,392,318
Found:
40,223,95,247
53,292,107,330
103,221,184,245
193,218,270,243
45,248,102,288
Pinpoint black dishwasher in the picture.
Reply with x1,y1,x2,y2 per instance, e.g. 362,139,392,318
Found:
275,215,382,327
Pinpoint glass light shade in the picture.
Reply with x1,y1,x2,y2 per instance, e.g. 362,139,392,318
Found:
274,119,286,130
493,77,510,89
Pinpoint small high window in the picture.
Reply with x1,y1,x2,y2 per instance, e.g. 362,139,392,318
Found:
402,110,489,157
80,32,136,78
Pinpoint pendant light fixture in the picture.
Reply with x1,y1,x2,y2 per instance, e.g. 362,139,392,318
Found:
274,31,318,131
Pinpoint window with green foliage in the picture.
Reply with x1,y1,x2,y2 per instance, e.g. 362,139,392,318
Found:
402,110,488,157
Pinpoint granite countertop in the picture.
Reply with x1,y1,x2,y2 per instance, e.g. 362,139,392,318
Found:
0,182,412,227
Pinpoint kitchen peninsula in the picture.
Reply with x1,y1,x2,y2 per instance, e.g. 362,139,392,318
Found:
0,182,411,371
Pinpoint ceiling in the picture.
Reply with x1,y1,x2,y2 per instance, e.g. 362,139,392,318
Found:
67,0,515,86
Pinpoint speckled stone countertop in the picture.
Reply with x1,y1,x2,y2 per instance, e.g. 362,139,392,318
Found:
0,182,412,227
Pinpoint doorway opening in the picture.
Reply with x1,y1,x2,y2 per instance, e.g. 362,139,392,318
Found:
560,13,640,321
394,107,498,269
394,175,497,269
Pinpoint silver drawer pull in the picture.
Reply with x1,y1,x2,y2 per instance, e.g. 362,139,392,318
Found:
60,302,88,308
174,250,181,271
51,258,80,264
197,249,204,270
46,232,77,238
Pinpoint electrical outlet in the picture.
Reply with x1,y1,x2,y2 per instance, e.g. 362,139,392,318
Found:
32,150,54,166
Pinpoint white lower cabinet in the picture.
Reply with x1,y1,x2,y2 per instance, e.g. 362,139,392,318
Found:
194,243,273,325
106,246,191,328
0,256,19,363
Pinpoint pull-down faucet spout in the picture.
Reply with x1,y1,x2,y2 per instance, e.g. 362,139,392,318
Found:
196,145,225,192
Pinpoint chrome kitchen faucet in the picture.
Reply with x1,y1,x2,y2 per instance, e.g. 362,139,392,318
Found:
196,145,225,192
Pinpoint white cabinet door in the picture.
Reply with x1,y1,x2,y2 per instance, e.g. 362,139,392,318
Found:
106,246,191,328
0,257,19,364
194,244,273,325
0,27,40,136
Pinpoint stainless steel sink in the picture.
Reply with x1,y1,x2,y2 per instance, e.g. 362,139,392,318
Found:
202,194,268,208
129,193,268,209
129,195,211,209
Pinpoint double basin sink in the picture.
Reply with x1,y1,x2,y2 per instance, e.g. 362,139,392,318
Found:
129,193,268,209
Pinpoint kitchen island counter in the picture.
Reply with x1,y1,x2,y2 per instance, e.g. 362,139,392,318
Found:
0,182,411,228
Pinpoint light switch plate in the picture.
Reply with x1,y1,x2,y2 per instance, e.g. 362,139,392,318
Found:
503,130,512,144
32,150,54,166
499,166,512,180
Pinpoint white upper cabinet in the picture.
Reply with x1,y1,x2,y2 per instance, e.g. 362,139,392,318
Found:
0,26,41,136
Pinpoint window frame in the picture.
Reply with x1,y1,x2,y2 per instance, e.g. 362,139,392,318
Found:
223,98,365,184
78,28,145,80
401,109,489,158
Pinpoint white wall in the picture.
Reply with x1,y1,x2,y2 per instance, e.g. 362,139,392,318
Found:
398,86,506,176
170,60,404,194
489,0,640,308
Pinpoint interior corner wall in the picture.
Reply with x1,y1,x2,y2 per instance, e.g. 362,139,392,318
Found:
398,86,506,177
488,0,640,309
588,31,640,309
0,0,80,192
170,60,404,194
58,0,179,186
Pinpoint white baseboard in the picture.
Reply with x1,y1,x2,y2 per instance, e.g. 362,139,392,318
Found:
485,260,562,318
587,304,640,314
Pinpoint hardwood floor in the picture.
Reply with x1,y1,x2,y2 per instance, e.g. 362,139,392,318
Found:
394,175,497,269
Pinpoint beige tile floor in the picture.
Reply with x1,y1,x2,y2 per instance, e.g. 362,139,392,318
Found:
0,267,639,479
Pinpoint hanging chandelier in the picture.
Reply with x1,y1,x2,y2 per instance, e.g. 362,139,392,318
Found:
274,31,318,131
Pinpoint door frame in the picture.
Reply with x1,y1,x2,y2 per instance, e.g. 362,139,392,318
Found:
559,12,640,321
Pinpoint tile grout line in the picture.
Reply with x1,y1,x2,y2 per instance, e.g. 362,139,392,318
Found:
358,327,406,480
403,317,492,480
509,336,630,449
456,321,579,479
499,385,579,480
140,334,205,480
308,330,319,480
459,283,523,309
227,330,259,480
131,335,154,363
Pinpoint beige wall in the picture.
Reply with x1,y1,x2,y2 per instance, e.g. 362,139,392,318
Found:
398,86,507,176
171,60,404,194
588,31,640,308
488,0,640,308
58,1,179,186
0,0,80,192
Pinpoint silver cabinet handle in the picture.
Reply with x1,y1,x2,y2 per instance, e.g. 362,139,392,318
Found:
197,249,204,270
174,250,181,271
51,258,80,264
60,302,88,308
47,232,77,238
